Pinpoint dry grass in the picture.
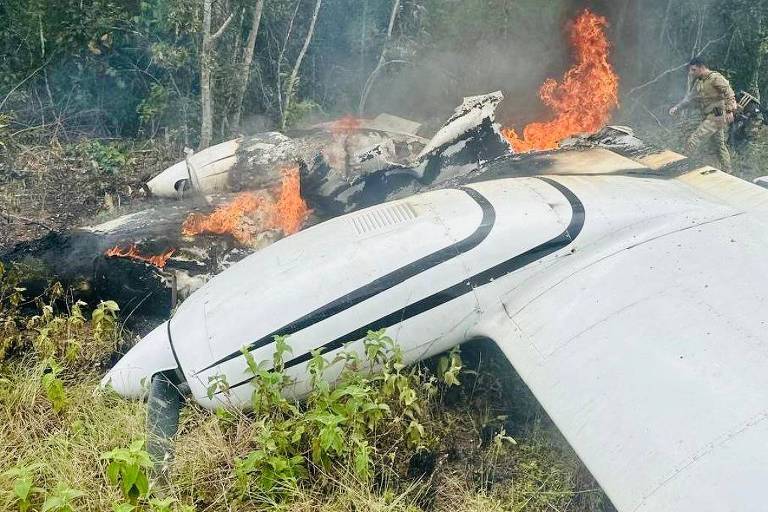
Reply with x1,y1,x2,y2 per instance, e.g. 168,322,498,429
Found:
0,360,146,510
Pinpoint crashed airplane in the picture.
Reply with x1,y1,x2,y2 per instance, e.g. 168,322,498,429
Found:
96,92,768,511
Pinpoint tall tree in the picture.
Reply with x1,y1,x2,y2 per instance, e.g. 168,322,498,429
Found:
199,0,234,150
359,0,401,115
230,0,266,133
280,0,323,130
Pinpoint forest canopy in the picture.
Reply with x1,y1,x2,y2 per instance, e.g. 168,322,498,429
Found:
2,0,767,150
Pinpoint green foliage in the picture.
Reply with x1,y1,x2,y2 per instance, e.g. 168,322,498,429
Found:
77,140,133,174
0,262,26,362
138,84,170,125
40,359,69,413
1,308,604,512
2,463,45,512
283,99,321,128
92,300,120,342
40,483,84,512
438,345,463,387
147,496,195,512
0,113,12,152
0,0,130,87
228,330,437,501
206,373,230,400
24,288,119,368
100,440,153,503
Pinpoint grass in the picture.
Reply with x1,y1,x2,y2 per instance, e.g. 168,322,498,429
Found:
0,276,613,512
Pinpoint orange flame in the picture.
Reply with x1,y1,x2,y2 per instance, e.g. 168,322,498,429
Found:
181,166,311,244
181,192,264,243
502,10,619,153
272,166,312,235
105,244,176,268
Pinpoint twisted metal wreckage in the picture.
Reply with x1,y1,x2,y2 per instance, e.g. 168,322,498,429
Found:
6,91,768,511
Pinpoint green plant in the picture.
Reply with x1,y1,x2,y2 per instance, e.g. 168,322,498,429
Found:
147,497,195,512
0,112,14,153
137,84,170,124
78,140,132,174
40,483,84,512
148,496,176,512
101,440,153,503
92,300,120,344
234,420,306,495
241,338,295,416
231,330,437,501
3,463,44,512
283,99,321,128
0,262,25,361
41,359,68,413
206,373,229,400
25,288,119,368
438,346,463,387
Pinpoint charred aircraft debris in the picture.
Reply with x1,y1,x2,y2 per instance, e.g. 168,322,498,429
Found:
0,91,720,325
0,92,511,321
108,123,768,512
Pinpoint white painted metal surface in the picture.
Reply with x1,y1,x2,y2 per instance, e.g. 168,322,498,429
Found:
146,138,241,197
104,146,768,511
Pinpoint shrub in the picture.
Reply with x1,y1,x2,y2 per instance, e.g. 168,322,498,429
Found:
19,283,120,369
101,440,153,503
225,330,437,502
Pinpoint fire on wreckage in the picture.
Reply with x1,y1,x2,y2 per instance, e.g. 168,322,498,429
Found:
99,102,768,512
1,90,514,319
13,99,761,512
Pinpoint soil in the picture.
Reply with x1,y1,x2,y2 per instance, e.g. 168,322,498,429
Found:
0,141,180,251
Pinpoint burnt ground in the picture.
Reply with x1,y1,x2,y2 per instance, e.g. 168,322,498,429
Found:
0,140,180,252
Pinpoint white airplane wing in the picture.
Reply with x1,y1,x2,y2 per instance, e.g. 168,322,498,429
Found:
474,167,768,512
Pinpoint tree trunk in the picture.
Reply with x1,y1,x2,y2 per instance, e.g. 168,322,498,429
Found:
280,0,323,130
358,0,400,115
276,0,301,126
749,7,765,100
199,1,234,150
231,0,266,134
199,0,214,150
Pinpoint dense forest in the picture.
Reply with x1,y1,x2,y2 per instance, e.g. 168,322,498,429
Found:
1,1,768,511
2,0,767,148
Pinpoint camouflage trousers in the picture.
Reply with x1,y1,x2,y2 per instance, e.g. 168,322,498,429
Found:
684,113,732,173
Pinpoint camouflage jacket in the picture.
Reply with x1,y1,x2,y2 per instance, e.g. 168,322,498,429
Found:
680,71,737,115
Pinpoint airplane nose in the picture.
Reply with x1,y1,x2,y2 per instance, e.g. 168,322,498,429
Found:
101,321,180,399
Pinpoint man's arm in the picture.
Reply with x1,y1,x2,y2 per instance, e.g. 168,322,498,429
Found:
670,74,695,116
670,91,693,116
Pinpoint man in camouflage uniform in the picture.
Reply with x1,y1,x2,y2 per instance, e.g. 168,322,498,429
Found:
669,57,737,173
